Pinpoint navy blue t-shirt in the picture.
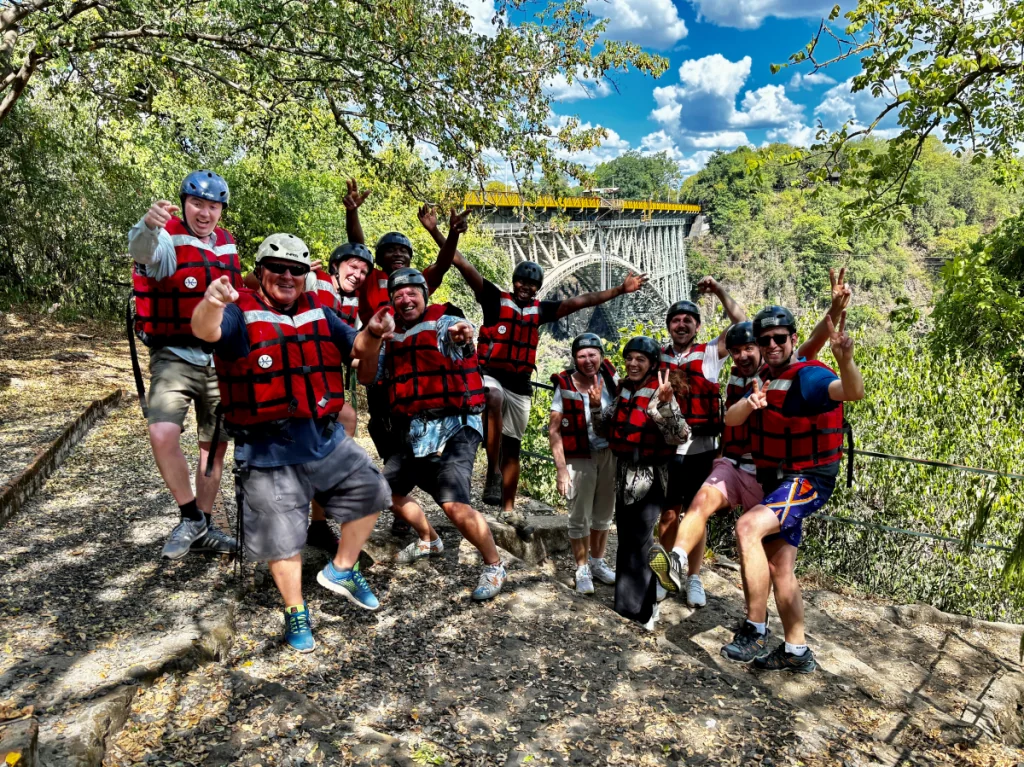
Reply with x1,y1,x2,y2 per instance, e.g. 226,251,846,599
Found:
215,302,358,468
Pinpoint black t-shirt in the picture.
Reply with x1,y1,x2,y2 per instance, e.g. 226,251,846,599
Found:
477,279,562,396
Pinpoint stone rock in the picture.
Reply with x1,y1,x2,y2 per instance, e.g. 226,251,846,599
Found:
0,717,38,767
38,686,136,767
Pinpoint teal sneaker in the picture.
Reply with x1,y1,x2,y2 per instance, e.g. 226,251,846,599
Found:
284,603,315,653
317,561,380,610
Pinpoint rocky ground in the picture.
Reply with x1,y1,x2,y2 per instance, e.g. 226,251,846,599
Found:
1,309,1023,767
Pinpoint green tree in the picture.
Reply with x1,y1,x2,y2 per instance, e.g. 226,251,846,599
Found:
0,0,666,187
592,150,681,200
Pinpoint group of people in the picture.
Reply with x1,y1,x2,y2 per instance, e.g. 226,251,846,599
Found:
129,170,865,667
547,268,863,673
129,170,648,653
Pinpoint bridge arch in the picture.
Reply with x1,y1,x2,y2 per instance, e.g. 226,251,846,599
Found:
536,253,672,312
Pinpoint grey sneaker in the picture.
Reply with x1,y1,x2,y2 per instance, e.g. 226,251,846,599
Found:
190,519,237,555
589,557,616,585
395,538,444,564
472,563,507,601
162,517,208,560
575,564,595,595
648,543,685,594
686,574,707,607
721,622,772,663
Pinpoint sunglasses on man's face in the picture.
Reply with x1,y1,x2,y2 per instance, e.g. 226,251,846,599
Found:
261,262,309,277
756,333,791,348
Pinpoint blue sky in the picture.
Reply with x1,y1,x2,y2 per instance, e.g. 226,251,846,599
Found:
465,0,888,178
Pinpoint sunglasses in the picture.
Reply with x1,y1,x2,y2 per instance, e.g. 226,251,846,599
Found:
261,262,310,277
756,333,792,348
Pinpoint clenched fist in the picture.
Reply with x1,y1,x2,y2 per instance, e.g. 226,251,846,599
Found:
448,321,474,345
144,200,178,230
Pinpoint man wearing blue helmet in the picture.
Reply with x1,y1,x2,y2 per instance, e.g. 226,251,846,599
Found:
128,170,239,562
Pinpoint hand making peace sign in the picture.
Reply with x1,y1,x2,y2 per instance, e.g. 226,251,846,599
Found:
828,310,854,364
748,378,767,411
655,369,674,403
587,375,604,408
343,179,371,211
829,267,851,313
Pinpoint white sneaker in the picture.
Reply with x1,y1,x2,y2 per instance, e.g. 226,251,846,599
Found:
642,602,661,632
589,557,616,585
395,539,430,564
656,581,668,602
687,574,707,608
472,563,507,601
575,565,595,595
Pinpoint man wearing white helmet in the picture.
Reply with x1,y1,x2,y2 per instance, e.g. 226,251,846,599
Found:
192,233,393,653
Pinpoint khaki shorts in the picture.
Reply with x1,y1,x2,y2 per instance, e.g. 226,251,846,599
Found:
566,448,617,539
147,348,220,443
482,375,531,440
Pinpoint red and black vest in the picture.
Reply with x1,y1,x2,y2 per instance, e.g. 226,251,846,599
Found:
132,217,242,347
608,375,677,465
550,359,618,460
478,292,542,378
722,370,760,467
660,342,723,436
749,360,845,472
309,268,359,328
214,290,347,429
358,267,392,325
386,304,487,419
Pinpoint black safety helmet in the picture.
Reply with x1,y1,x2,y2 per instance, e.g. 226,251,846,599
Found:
387,267,428,297
512,261,544,288
571,332,604,359
752,305,797,335
179,170,230,210
375,232,413,266
725,321,757,350
666,300,701,326
622,336,660,369
329,242,374,274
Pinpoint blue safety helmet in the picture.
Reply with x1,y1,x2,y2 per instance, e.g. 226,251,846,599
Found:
179,170,230,210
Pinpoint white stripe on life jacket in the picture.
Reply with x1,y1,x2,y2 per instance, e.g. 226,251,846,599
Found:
560,389,585,401
378,278,388,289
316,279,337,294
214,243,237,257
679,350,705,365
170,234,233,256
392,320,438,343
765,378,792,392
498,297,539,316
728,375,755,388
242,307,326,328
341,296,359,307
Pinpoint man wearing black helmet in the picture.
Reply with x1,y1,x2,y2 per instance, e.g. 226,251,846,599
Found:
415,204,648,512
649,268,852,602
657,278,746,608
128,170,240,561
720,302,863,673
549,333,619,594
590,336,688,629
357,256,508,601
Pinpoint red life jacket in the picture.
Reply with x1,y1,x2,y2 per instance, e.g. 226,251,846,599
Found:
550,359,618,460
659,342,723,436
479,291,542,378
358,267,392,325
608,375,677,464
386,304,487,419
748,359,845,472
309,268,359,328
215,290,347,429
132,217,241,347
721,369,760,467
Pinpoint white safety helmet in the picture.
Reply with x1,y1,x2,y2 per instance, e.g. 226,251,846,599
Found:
256,233,311,269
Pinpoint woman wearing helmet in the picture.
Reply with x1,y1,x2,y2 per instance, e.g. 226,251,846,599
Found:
548,333,619,595
590,336,688,629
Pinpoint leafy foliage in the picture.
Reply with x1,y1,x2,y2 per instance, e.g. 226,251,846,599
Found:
592,151,682,201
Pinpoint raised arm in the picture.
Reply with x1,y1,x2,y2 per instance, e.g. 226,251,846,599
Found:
128,200,178,268
826,312,865,402
354,307,395,385
422,209,469,290
798,267,851,361
725,378,765,426
343,178,370,246
554,272,648,320
419,204,486,295
192,275,239,343
695,277,746,358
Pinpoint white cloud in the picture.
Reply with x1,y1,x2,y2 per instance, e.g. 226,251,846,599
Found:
549,114,631,167
765,121,817,147
650,54,800,148
814,77,905,137
640,131,715,176
587,0,689,48
789,71,837,90
544,74,613,102
689,0,838,30
458,0,501,36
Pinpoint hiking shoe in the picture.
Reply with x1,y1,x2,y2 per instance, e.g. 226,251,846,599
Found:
161,517,208,560
648,544,684,594
390,517,412,537
283,603,315,653
753,645,817,674
317,561,380,611
189,519,237,555
472,563,507,601
395,537,444,564
575,565,595,595
721,622,772,663
482,471,503,506
686,575,707,608
306,521,339,556
589,557,616,585
641,602,661,632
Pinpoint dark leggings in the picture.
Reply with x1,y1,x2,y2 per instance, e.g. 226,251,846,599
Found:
614,477,667,624
365,384,401,464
